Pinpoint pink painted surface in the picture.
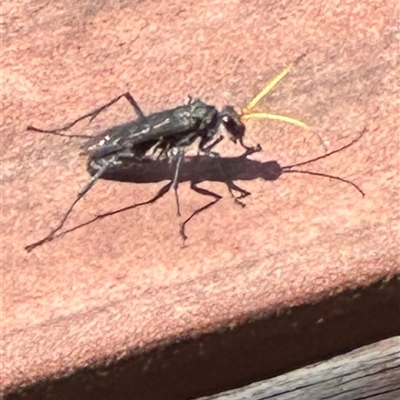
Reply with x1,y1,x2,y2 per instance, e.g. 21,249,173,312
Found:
2,0,399,394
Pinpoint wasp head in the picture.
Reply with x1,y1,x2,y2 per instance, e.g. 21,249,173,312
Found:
220,106,245,144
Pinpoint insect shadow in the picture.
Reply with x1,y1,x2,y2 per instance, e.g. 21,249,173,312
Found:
41,130,365,248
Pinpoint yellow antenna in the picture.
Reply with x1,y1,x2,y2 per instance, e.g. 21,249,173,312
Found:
241,54,309,130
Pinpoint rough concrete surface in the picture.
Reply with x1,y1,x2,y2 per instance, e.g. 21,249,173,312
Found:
1,0,399,396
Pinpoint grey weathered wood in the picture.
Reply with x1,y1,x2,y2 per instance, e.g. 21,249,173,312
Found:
198,336,400,400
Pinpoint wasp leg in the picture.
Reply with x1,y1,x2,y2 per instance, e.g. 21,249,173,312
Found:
237,144,262,158
171,147,185,217
27,92,147,137
52,181,175,242
200,135,224,154
25,162,109,252
180,182,222,244
204,150,251,206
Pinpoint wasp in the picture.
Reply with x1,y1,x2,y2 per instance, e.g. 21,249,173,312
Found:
25,57,309,251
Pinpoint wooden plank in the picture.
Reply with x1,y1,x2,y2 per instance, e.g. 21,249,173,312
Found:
199,336,400,400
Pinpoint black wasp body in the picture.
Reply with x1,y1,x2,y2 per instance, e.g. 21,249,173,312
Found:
83,96,250,178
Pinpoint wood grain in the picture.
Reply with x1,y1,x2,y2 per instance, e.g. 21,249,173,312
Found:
199,337,400,400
